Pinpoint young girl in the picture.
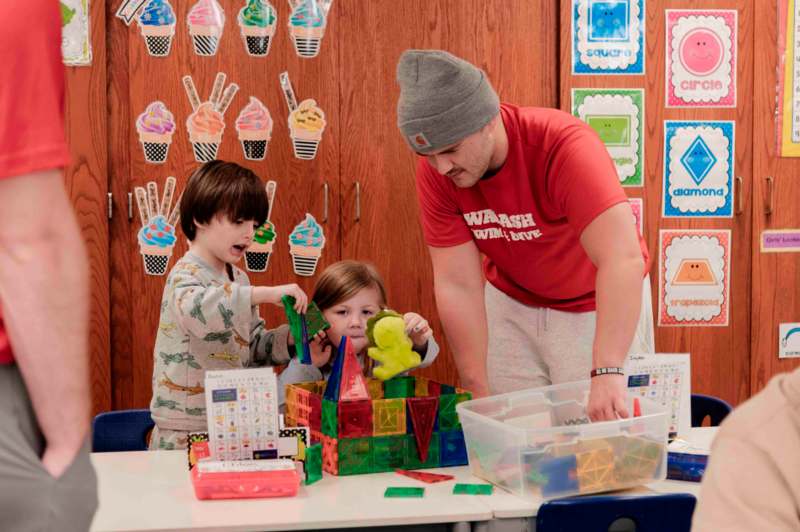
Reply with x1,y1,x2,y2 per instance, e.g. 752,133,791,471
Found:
149,161,309,450
277,260,438,405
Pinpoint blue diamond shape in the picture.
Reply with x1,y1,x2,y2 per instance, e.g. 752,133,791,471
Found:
680,136,717,186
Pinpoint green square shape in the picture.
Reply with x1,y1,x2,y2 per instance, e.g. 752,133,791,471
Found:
304,443,323,485
384,376,416,399
586,115,631,147
337,437,372,475
384,486,425,498
322,398,338,438
404,434,440,469
438,393,470,431
371,435,407,472
453,483,493,495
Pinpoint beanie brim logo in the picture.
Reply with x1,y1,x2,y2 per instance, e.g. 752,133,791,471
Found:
409,132,432,150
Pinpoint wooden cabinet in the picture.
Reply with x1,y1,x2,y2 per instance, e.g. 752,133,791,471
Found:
66,0,791,413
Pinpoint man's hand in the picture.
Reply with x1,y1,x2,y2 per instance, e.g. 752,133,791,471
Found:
41,444,79,479
587,374,629,421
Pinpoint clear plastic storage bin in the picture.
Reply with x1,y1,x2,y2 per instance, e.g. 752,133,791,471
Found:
456,380,668,500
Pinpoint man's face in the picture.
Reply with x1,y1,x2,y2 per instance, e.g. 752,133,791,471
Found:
421,124,494,188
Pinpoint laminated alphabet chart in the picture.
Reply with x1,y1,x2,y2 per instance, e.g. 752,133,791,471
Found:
663,121,734,218
658,229,731,327
625,353,691,439
572,0,644,74
205,368,280,461
572,88,644,186
665,10,737,108
777,0,800,156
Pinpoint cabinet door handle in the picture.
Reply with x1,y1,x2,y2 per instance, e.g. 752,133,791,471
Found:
322,181,329,223
127,192,133,220
355,181,361,222
107,193,113,220
765,176,774,216
735,176,744,215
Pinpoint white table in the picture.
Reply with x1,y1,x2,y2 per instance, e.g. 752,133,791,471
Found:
90,428,715,531
89,451,492,532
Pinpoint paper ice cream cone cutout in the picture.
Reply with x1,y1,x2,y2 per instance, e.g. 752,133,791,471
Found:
288,99,326,160
135,179,179,276
184,73,237,162
238,0,277,57
138,0,176,57
136,101,176,164
245,221,276,272
288,0,328,58
236,97,273,161
187,0,225,56
289,214,325,276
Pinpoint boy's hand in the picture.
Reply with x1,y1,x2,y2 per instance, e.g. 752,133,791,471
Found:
254,284,308,313
404,312,432,349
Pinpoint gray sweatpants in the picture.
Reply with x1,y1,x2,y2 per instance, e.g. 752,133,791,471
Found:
486,277,655,394
0,364,97,532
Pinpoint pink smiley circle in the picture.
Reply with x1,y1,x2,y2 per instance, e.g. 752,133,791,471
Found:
679,28,723,76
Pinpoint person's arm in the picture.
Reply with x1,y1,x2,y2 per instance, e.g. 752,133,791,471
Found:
428,240,489,397
0,170,90,478
579,202,644,421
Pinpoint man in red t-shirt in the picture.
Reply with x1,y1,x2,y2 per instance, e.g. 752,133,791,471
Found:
396,50,653,422
0,1,97,528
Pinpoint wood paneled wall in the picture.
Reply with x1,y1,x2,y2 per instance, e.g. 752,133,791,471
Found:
64,0,110,414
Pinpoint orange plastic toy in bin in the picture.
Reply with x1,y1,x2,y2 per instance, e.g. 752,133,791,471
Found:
190,459,300,500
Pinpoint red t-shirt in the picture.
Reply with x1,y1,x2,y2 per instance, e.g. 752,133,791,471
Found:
416,104,649,312
0,0,70,364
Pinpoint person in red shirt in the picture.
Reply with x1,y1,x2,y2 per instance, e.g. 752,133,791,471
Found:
0,1,97,529
396,50,653,421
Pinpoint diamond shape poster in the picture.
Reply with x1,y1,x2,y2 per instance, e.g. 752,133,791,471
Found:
658,230,731,327
572,0,644,74
663,121,734,218
572,89,643,186
666,10,737,108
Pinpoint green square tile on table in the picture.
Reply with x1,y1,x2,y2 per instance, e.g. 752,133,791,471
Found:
384,486,425,498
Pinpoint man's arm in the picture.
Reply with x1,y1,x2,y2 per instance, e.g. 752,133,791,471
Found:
0,170,90,477
579,202,645,421
428,240,489,397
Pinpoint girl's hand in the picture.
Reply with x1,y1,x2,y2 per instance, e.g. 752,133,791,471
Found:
404,312,432,349
308,331,332,368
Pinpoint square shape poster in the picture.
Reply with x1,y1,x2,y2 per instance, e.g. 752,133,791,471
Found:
666,9,737,107
573,88,644,186
663,120,734,218
658,230,731,327
572,0,645,74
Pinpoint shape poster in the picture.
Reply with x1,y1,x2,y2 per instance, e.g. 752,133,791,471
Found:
663,121,734,218
573,88,644,186
666,9,737,108
777,0,800,156
572,0,644,75
658,229,731,327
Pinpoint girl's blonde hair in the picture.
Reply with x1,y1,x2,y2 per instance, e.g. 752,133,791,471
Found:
312,260,388,311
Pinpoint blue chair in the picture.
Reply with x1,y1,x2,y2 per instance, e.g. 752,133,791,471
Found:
92,409,154,452
536,493,696,532
691,393,732,427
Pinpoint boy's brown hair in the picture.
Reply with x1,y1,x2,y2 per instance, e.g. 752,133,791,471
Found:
312,261,388,311
180,160,268,241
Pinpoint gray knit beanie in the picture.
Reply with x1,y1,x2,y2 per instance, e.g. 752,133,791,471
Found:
396,49,500,154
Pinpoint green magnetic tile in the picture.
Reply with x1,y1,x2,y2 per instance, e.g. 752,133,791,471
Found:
384,486,425,498
453,483,493,495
